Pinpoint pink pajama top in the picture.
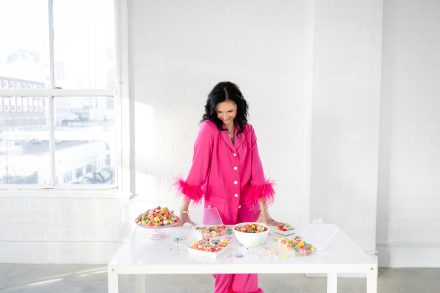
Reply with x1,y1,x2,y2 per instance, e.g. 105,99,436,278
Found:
176,120,274,225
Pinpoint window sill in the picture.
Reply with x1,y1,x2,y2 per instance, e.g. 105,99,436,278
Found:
0,189,131,199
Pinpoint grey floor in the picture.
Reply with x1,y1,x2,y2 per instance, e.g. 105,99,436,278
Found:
0,265,438,293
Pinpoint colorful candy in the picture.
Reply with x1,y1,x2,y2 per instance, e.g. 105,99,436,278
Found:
234,223,268,233
273,223,295,236
277,236,316,256
196,225,233,238
190,238,231,253
135,206,180,227
277,224,294,232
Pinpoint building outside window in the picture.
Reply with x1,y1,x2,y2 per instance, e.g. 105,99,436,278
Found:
0,0,119,188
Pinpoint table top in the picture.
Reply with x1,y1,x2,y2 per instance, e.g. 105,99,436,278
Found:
109,224,376,274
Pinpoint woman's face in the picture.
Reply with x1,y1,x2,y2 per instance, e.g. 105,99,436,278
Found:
215,100,237,127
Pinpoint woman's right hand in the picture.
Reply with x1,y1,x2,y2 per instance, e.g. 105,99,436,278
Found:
178,212,196,226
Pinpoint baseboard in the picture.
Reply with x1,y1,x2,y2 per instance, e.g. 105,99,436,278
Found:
377,241,440,268
0,241,123,264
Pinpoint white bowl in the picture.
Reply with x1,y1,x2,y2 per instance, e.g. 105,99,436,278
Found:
233,222,270,247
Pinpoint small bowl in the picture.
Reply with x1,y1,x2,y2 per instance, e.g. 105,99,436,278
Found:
233,222,270,247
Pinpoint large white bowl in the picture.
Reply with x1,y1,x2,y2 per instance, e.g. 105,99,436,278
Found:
233,222,270,247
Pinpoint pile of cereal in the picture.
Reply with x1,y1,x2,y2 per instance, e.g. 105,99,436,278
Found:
135,206,180,227
196,225,233,238
234,223,268,233
190,238,231,253
277,236,316,256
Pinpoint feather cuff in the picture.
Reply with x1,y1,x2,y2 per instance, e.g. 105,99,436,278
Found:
174,177,204,203
243,180,275,206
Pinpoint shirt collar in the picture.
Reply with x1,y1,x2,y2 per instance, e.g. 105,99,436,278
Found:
220,124,243,151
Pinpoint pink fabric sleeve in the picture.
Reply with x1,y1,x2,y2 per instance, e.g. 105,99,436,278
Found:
175,122,213,203
243,125,275,205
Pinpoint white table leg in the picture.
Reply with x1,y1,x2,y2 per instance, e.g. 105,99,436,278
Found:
135,275,145,293
108,266,119,293
327,272,337,293
367,266,378,293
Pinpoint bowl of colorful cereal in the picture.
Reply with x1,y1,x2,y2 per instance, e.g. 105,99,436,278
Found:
233,222,269,247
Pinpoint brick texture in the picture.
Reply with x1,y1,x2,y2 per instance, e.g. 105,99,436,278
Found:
130,0,310,226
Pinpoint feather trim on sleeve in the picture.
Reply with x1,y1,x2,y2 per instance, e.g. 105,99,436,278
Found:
174,177,204,203
242,180,275,206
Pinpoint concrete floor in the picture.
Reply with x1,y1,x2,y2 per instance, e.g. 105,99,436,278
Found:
0,265,438,293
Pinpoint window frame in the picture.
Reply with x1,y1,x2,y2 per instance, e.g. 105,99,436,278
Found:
0,0,131,192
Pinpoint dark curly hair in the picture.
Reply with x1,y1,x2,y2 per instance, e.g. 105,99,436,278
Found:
202,81,249,134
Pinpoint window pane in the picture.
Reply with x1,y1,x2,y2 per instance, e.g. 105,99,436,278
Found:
0,97,50,184
0,0,50,88
53,0,116,89
54,96,116,185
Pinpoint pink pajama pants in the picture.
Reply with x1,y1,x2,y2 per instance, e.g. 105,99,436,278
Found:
207,198,263,293
213,274,263,293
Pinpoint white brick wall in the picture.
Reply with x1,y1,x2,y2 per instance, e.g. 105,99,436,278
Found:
4,0,439,267
130,0,311,226
0,194,126,263
130,0,384,256
309,0,383,253
378,0,440,267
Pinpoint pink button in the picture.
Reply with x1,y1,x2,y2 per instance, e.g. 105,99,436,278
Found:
234,180,238,184
233,166,238,170
234,194,238,198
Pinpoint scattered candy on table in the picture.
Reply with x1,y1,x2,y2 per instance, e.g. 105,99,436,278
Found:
135,206,180,227
277,236,316,256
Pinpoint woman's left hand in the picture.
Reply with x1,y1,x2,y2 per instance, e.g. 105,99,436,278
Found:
256,200,286,226
263,217,286,227
256,213,285,227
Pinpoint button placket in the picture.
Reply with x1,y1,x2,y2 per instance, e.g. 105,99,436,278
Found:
232,151,240,203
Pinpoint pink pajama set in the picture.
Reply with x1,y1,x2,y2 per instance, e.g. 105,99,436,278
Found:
176,120,274,293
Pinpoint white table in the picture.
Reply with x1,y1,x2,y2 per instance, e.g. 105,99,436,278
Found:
108,225,377,293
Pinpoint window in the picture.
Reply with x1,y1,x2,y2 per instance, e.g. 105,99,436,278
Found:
0,0,119,189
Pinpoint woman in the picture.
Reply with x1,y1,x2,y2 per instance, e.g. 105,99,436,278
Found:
176,81,282,293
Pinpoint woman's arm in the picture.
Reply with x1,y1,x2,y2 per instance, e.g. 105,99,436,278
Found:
179,196,195,226
257,198,285,226
175,121,213,225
